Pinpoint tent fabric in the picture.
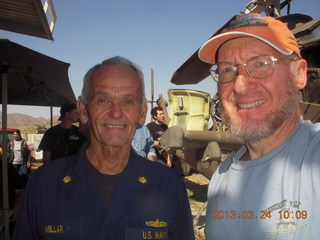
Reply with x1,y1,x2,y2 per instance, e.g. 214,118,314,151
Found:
0,39,76,106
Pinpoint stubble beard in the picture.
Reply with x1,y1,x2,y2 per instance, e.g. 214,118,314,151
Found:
220,81,300,143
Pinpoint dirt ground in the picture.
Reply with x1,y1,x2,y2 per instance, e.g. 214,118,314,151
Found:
184,172,209,240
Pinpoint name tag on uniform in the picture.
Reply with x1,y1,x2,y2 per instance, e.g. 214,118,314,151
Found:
42,221,83,238
126,228,169,240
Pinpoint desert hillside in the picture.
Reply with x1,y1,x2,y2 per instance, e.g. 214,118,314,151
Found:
0,112,60,133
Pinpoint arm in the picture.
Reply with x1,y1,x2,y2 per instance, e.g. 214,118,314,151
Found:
146,137,157,161
42,151,51,164
170,179,195,239
24,141,32,168
12,177,36,240
145,126,157,161
153,140,160,149
38,129,53,164
11,189,25,222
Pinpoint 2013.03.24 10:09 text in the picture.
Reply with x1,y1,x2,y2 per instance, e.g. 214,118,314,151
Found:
211,210,308,220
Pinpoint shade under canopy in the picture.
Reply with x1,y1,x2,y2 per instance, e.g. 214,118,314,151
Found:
0,39,76,106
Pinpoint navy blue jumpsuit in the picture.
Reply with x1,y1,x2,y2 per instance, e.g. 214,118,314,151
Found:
12,142,194,239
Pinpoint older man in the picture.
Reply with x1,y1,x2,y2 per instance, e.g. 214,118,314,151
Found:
198,13,320,239
12,56,194,240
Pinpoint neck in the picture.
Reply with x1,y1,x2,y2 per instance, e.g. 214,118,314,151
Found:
60,120,73,129
243,113,300,160
86,143,131,175
154,120,162,125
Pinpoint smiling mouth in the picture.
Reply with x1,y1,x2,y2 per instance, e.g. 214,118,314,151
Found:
106,124,126,129
237,100,266,109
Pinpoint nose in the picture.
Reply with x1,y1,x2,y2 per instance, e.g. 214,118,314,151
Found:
108,102,123,119
232,66,253,95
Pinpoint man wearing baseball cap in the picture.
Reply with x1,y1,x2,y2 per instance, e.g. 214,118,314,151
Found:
198,13,320,239
38,102,87,163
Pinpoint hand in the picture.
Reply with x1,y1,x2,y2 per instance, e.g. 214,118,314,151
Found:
166,153,172,168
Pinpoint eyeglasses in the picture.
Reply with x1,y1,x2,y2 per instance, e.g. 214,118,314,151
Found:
210,56,299,84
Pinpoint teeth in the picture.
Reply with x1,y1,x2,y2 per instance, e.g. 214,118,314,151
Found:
238,100,266,109
106,125,125,128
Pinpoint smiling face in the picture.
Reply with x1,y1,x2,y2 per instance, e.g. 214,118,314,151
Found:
78,64,146,148
217,37,307,142
154,110,165,124
13,131,21,141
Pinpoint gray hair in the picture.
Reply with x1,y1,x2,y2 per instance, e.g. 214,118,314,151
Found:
81,56,146,105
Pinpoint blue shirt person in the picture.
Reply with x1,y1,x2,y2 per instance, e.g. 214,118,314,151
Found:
132,124,157,161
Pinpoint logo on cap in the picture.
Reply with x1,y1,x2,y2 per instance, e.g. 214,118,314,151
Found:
227,14,268,30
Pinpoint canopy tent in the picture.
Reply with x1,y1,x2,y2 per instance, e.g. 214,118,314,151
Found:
0,1,59,238
0,39,76,106
0,39,76,238
0,0,56,40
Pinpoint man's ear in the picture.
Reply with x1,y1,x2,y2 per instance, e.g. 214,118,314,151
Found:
77,96,88,124
295,59,308,90
139,103,148,125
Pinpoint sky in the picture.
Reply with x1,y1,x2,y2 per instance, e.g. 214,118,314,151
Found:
1,0,319,120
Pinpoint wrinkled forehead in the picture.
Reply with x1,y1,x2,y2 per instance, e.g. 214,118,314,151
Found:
217,37,285,61
93,64,140,80
90,65,141,89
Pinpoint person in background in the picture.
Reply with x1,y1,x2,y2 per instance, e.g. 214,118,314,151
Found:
0,149,25,236
146,107,171,166
12,56,194,240
38,102,87,163
198,13,320,239
9,129,32,182
132,123,157,161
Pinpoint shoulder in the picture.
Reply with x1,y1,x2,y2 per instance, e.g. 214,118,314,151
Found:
146,122,154,128
133,154,184,184
71,125,80,131
292,120,320,147
29,155,77,185
161,123,168,130
43,125,61,135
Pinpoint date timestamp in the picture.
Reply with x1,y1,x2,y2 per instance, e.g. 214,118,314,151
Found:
211,210,308,220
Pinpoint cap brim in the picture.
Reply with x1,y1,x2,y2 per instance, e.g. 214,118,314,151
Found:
198,31,293,64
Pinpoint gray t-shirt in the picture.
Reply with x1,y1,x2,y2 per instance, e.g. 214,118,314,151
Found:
205,118,320,240
12,139,23,164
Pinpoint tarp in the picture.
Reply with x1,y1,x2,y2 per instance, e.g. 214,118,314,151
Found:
0,39,76,106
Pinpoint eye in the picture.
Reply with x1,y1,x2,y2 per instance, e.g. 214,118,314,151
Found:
123,98,135,105
256,61,269,67
97,97,110,105
220,66,235,75
223,67,234,73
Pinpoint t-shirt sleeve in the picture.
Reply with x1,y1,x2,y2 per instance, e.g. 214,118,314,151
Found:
38,129,54,152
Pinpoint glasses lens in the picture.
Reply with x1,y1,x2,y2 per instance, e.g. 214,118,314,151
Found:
246,56,274,79
210,65,220,82
211,63,236,84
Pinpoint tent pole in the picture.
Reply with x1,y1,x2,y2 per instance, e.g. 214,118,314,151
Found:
50,106,53,127
1,64,10,240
